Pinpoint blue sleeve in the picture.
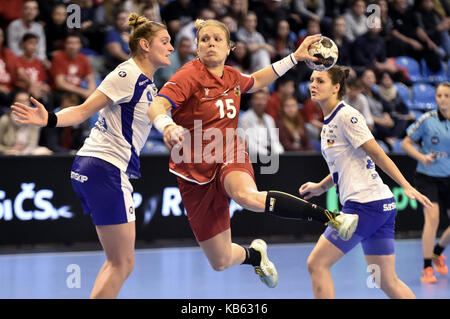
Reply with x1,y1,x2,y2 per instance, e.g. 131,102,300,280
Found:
406,118,424,142
105,29,121,45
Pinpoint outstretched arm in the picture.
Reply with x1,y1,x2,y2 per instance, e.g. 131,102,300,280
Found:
147,96,186,150
362,138,432,208
248,34,322,93
11,90,112,128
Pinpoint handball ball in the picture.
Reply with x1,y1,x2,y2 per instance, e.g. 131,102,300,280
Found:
305,36,339,71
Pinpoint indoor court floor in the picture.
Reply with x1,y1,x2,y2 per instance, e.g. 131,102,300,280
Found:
0,239,448,299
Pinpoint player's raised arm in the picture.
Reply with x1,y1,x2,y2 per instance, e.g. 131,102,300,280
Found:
11,90,112,128
148,95,186,150
248,34,322,93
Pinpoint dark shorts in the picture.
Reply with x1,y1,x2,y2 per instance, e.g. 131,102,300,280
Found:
415,173,450,209
177,157,254,242
71,156,135,226
324,197,397,255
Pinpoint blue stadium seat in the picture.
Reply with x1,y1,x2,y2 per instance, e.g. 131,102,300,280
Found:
395,56,424,83
394,82,412,108
411,83,437,110
420,59,447,83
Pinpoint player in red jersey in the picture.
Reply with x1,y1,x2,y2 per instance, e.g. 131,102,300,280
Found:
148,19,359,288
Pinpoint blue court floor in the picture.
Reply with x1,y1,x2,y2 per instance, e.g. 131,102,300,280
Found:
0,238,448,299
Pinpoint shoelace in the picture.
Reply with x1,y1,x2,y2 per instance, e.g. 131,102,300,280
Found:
324,209,340,229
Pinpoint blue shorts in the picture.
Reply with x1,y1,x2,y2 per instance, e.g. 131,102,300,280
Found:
71,156,136,226
323,197,397,255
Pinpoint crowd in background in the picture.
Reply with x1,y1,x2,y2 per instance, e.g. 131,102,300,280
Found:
0,0,449,156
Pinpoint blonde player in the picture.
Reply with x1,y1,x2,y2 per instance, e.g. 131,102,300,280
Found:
11,14,174,298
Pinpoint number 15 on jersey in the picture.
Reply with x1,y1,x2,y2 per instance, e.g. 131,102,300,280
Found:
216,99,237,119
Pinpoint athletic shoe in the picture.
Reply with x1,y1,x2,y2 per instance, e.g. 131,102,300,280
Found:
250,239,278,288
327,212,359,241
432,254,448,275
421,266,438,283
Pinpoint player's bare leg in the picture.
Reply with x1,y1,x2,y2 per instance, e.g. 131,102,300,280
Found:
90,222,135,299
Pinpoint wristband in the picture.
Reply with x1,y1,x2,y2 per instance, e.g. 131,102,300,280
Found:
154,114,175,133
46,112,58,128
271,53,298,77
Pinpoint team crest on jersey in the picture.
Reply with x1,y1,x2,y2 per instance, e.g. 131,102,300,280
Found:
234,85,241,96
118,70,127,77
350,116,358,124
431,136,439,144
327,139,335,146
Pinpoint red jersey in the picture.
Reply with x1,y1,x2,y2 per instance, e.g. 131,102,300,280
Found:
16,56,48,83
0,47,17,91
158,58,254,184
50,50,92,89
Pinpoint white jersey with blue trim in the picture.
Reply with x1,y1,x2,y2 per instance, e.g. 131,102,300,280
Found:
321,101,392,205
77,58,157,179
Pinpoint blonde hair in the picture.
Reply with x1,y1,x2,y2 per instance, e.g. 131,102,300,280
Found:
437,82,450,89
194,18,233,49
127,13,167,55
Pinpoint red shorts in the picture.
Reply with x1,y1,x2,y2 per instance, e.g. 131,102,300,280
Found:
177,159,255,242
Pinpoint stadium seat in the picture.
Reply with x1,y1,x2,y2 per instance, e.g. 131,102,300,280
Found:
394,82,412,108
395,56,424,83
420,59,447,83
411,83,437,110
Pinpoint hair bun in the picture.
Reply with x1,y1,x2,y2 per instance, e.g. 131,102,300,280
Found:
128,13,148,28
194,19,206,30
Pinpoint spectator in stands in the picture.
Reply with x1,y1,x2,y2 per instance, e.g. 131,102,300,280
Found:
104,10,131,73
277,95,313,151
239,88,284,158
352,16,401,76
388,0,441,72
154,36,194,89
50,32,96,105
291,0,333,36
44,4,68,60
228,0,248,25
161,0,196,40
331,16,352,66
252,0,291,40
343,0,368,42
15,33,51,105
414,0,450,60
300,97,323,148
221,14,239,43
0,0,23,29
142,2,162,23
265,75,296,122
344,77,374,131
375,0,394,42
6,0,48,67
176,8,216,55
360,68,397,146
375,71,414,148
236,11,274,72
225,40,251,75
267,19,297,62
208,0,228,19
39,92,88,153
0,27,17,111
0,90,52,155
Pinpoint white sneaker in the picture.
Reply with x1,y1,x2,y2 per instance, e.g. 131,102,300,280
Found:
250,239,278,288
329,212,359,241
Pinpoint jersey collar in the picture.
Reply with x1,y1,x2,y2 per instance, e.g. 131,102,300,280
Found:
323,102,345,125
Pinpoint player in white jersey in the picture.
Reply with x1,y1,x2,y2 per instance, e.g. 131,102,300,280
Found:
299,66,432,299
11,14,174,298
